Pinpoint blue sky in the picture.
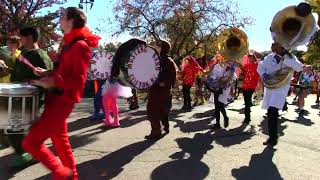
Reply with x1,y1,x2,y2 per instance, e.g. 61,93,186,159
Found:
47,0,304,51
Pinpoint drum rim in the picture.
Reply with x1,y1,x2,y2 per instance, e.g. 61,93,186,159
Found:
0,83,39,96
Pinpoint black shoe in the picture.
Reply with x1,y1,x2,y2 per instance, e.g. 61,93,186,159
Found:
263,139,278,146
224,117,229,128
211,124,221,130
144,133,162,140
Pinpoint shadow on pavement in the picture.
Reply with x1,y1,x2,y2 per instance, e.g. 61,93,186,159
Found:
0,153,17,180
170,109,213,133
228,107,245,114
68,117,102,133
286,116,315,126
231,147,284,180
259,116,288,137
36,140,156,180
212,125,255,147
151,131,212,180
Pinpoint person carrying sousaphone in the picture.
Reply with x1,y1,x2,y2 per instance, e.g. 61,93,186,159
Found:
258,42,303,146
205,54,237,129
259,2,318,146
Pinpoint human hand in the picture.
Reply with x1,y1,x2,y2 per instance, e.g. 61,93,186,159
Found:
33,67,48,77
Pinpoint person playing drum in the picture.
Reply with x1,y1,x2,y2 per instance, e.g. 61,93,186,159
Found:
146,39,178,139
0,28,53,168
22,7,100,179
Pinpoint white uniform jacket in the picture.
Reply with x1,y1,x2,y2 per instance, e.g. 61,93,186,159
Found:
210,63,237,104
258,53,302,110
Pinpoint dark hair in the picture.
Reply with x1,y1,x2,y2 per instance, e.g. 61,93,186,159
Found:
19,27,40,42
157,39,171,55
7,36,21,47
65,7,87,29
295,2,312,17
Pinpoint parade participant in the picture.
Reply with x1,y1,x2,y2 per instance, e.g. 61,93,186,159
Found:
179,56,202,110
0,29,53,168
297,65,314,115
0,36,21,83
101,79,133,127
146,39,177,139
208,60,237,129
22,7,100,179
258,42,302,146
193,56,207,106
90,80,105,121
240,52,260,125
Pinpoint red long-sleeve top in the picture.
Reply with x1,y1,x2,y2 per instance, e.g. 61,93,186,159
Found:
50,27,100,103
180,56,203,86
241,62,260,90
53,40,91,103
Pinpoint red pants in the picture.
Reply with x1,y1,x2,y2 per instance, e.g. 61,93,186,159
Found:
22,98,78,180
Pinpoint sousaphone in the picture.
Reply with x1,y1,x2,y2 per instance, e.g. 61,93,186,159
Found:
205,28,248,91
265,3,318,89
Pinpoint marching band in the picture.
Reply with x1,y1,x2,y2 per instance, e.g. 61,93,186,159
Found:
0,2,320,179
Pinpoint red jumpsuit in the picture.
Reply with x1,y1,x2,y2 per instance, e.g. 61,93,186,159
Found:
22,27,99,180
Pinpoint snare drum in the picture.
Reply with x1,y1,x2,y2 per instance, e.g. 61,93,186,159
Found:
112,38,161,90
0,83,39,134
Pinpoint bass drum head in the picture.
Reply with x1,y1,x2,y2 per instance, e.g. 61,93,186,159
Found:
87,50,113,80
112,38,161,90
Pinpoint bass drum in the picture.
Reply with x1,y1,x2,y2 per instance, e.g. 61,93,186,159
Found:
111,38,161,90
87,50,114,80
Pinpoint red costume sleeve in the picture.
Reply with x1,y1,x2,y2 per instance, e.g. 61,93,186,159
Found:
54,41,91,91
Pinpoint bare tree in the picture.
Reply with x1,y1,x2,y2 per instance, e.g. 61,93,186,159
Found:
113,0,252,61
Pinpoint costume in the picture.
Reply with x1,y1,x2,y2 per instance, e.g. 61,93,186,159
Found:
147,53,177,136
22,27,100,179
258,53,302,144
208,62,237,128
179,56,202,109
193,57,207,106
241,55,260,124
90,80,105,121
101,80,132,127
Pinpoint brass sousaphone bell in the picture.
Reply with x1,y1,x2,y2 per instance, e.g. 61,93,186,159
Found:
264,3,318,89
216,28,249,63
204,28,248,90
270,4,318,49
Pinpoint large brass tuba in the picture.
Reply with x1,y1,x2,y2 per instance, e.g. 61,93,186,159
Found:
264,3,318,89
216,28,249,63
204,28,248,91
